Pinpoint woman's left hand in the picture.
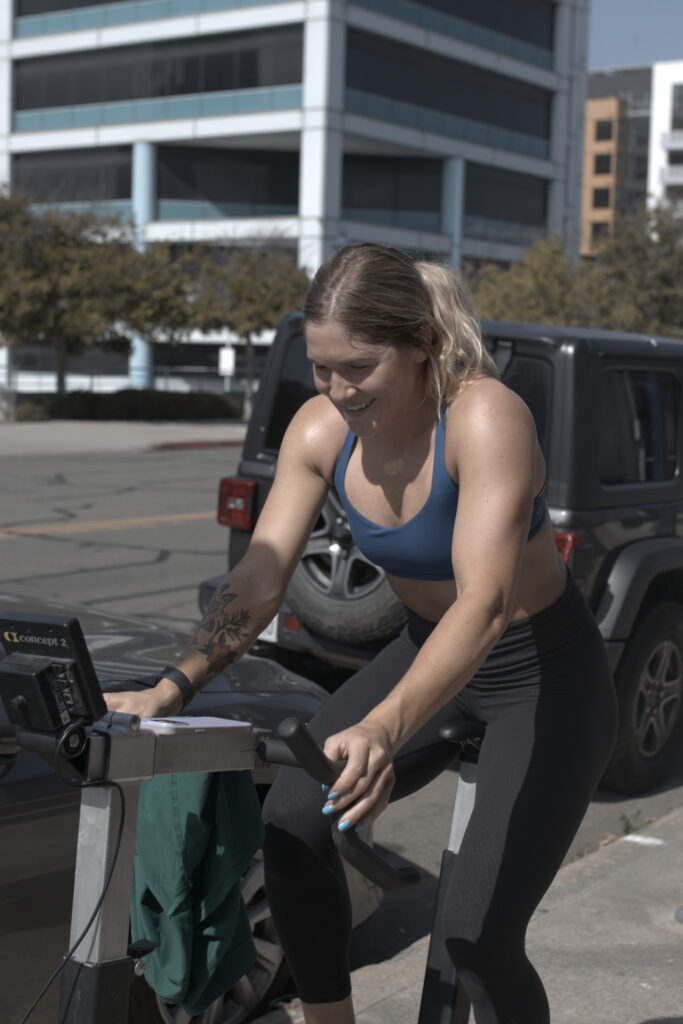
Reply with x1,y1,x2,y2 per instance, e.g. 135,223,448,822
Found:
321,723,396,832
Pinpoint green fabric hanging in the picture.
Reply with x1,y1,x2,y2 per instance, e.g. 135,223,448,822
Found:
130,770,264,1015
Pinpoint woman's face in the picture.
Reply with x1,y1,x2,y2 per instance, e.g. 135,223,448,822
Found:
305,321,428,436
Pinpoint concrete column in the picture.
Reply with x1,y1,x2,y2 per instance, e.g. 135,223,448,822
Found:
548,0,589,255
297,0,345,276
441,157,465,270
0,0,12,189
128,141,157,389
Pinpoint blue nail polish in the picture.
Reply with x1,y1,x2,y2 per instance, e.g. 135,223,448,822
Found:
321,784,329,792
322,805,335,816
354,823,365,833
328,791,339,800
338,819,351,831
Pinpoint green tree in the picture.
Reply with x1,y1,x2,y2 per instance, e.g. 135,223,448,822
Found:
468,235,587,326
194,246,310,418
0,192,195,393
468,203,683,337
585,202,683,337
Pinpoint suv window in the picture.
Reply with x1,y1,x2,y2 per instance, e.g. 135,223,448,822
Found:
499,353,553,455
263,334,315,451
599,368,679,484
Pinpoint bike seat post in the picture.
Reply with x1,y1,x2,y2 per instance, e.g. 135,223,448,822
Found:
417,723,484,1024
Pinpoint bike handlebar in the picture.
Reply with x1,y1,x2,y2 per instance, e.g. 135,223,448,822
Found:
258,717,420,893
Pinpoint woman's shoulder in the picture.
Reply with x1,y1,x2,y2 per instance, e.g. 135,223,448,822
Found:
283,395,349,482
443,377,537,464
446,376,534,430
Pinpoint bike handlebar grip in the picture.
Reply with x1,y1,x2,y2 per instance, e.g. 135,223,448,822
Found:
276,717,340,786
277,718,421,892
333,830,420,892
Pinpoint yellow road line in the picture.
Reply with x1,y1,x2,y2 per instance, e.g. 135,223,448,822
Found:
0,511,214,539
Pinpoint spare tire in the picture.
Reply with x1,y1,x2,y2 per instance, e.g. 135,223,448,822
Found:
286,491,406,644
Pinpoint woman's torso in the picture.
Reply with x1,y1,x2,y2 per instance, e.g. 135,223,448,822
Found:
314,384,567,625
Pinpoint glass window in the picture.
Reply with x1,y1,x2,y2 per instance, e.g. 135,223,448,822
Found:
594,153,611,175
669,151,683,165
672,84,683,132
342,156,441,212
264,331,316,451
13,27,302,111
630,115,650,148
409,0,554,51
346,29,551,140
17,0,110,14
157,146,299,206
465,162,548,226
591,222,609,244
593,188,610,209
599,370,678,484
12,147,132,202
595,119,613,141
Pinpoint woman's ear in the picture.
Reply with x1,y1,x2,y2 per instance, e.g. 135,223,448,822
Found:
413,326,431,363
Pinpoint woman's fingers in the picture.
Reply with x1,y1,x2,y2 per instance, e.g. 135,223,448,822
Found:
321,725,395,829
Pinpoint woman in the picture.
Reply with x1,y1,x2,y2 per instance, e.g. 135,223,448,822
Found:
106,244,617,1024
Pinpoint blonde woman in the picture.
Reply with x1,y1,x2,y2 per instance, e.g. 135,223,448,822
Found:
107,244,617,1024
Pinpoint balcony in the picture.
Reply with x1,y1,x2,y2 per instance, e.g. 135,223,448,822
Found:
14,0,291,38
350,0,553,70
14,85,302,132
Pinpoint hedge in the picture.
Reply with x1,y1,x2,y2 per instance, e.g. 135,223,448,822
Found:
14,389,243,422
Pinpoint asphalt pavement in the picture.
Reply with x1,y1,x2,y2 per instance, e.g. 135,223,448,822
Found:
3,418,683,1024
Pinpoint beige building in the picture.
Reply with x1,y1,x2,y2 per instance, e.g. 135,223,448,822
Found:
580,96,626,255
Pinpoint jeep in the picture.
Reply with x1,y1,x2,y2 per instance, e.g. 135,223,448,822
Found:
200,313,683,794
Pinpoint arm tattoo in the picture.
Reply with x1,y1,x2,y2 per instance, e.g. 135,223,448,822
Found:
187,578,252,677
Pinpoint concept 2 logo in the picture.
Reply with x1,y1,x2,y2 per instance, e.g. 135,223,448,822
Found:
2,630,67,648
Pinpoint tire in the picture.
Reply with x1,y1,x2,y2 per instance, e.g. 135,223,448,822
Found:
128,850,289,1024
286,491,406,644
602,602,683,794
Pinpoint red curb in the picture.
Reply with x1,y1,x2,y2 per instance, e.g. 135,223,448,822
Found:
151,439,245,451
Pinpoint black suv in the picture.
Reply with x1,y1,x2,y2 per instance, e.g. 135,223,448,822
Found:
200,313,683,795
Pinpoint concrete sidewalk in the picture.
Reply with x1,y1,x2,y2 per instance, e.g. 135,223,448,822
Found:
260,807,683,1024
0,418,247,456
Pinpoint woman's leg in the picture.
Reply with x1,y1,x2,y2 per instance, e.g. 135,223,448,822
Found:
441,624,617,1024
261,626,467,1017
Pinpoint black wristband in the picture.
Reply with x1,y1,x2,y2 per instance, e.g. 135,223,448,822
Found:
157,666,195,711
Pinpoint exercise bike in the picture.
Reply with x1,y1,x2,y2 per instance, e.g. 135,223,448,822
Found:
0,611,484,1024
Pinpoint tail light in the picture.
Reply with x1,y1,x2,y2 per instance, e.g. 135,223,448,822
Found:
553,530,589,589
553,530,589,566
217,478,255,530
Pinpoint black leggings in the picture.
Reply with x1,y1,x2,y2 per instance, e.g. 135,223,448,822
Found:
262,573,618,1023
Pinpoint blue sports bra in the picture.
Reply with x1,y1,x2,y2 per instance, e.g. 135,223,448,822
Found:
333,414,547,581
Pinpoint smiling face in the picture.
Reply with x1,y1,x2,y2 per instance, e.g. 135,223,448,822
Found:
305,320,429,437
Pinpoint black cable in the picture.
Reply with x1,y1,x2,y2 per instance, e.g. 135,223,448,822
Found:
16,779,126,1024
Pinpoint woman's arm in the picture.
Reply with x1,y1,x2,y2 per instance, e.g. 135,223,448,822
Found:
322,382,540,828
104,397,339,717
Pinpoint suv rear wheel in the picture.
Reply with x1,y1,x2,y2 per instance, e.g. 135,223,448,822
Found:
603,602,683,793
286,492,406,644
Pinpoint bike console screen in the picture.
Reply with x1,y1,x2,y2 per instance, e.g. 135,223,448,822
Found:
0,612,106,735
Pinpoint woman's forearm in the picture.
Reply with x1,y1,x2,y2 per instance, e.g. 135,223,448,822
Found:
165,556,283,697
362,593,509,753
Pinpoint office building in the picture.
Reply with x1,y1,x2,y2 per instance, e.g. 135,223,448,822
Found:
1,0,590,393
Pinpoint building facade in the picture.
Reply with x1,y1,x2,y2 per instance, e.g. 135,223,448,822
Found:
581,61,683,257
648,59,683,212
1,0,590,394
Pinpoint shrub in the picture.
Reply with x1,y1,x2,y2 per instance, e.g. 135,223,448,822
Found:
14,390,243,421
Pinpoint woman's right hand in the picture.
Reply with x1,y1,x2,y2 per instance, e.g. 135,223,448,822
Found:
103,678,183,719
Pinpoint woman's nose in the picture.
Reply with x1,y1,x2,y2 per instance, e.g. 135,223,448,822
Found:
329,373,354,403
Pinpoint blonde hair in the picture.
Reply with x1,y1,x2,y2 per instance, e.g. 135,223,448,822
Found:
302,244,498,409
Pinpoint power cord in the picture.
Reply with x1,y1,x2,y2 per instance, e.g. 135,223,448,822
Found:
16,778,126,1024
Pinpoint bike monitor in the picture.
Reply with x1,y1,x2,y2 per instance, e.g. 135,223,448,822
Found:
0,612,107,734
